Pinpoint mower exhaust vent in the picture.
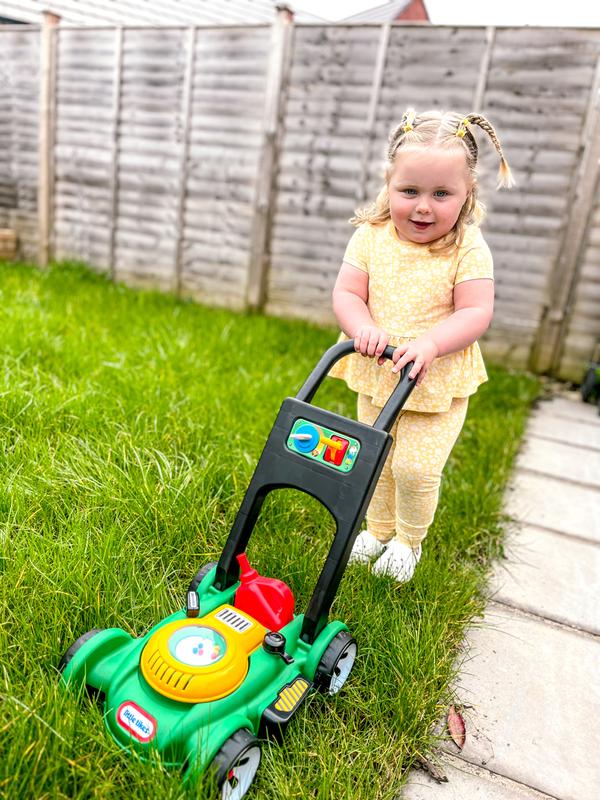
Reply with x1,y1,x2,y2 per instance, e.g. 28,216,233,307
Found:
215,608,253,633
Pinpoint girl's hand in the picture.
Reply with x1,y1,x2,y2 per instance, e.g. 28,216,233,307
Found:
354,325,390,365
391,337,439,385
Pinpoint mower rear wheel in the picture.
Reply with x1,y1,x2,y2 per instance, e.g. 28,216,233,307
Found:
314,631,357,695
58,628,105,673
187,562,218,594
212,729,261,800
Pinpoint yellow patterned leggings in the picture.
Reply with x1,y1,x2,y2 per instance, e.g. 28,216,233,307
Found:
357,393,469,549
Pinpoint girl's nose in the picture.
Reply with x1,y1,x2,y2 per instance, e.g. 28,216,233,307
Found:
416,197,431,214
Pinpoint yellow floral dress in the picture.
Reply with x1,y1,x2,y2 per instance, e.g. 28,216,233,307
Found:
329,219,494,413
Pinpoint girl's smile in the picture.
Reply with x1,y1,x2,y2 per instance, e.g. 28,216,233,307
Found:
388,146,471,244
411,220,434,231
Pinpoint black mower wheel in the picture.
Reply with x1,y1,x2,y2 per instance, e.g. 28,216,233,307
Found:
581,366,598,403
314,630,357,695
58,628,105,673
212,729,261,800
187,562,218,594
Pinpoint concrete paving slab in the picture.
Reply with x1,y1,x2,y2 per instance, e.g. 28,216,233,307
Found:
527,414,600,450
402,753,556,800
537,396,600,424
490,525,600,635
504,472,600,544
516,437,600,488
447,603,600,800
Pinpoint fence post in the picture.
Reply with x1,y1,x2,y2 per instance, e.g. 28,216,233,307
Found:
107,26,123,279
529,55,600,375
245,5,294,311
174,26,196,296
472,26,495,111
356,23,390,204
37,10,59,267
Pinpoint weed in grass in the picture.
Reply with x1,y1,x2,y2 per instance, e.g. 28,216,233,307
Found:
0,261,539,799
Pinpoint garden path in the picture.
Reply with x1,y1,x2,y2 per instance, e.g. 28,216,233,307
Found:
402,393,600,800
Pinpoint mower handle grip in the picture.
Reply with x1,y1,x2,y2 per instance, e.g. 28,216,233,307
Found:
295,340,416,433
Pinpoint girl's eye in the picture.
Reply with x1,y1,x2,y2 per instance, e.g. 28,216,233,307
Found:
402,188,417,195
434,190,448,198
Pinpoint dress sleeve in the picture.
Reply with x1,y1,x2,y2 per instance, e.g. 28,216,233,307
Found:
342,224,370,273
454,230,494,285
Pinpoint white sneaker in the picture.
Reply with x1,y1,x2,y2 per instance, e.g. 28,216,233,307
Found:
348,530,387,565
372,540,422,583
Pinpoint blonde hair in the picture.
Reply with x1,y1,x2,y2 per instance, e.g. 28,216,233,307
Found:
351,108,514,254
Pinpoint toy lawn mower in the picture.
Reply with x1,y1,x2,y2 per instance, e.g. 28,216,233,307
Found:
58,341,415,799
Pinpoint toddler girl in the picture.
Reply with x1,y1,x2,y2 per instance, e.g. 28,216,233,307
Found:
330,108,513,582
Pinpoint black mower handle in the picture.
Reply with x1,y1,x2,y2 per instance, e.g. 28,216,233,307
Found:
296,340,416,433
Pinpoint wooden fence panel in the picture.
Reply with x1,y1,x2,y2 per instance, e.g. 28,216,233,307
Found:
266,25,383,321
475,27,600,369
559,173,600,379
54,28,118,270
180,25,271,308
112,28,188,289
548,53,600,381
0,36,18,225
0,28,39,258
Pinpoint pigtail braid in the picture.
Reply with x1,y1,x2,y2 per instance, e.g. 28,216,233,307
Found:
460,113,515,188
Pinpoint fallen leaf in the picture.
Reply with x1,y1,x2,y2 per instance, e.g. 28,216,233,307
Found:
447,704,466,749
415,754,448,783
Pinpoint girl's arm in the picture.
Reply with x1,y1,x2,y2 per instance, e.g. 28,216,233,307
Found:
392,278,494,384
332,263,390,360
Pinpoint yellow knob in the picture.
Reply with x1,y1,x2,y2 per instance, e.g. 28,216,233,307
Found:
320,435,342,451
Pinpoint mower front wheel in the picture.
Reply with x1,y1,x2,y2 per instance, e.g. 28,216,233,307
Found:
58,628,105,673
314,631,357,695
212,729,261,800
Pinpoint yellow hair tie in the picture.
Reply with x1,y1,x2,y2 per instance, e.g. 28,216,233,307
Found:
456,118,470,138
400,109,416,134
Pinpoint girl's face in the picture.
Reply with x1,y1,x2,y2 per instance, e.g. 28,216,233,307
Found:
388,146,472,244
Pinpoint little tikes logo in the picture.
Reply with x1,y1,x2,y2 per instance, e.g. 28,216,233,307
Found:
117,701,157,742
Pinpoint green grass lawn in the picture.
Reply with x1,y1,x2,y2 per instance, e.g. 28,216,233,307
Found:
0,261,539,799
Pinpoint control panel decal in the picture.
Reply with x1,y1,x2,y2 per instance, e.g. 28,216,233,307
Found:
287,419,360,472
